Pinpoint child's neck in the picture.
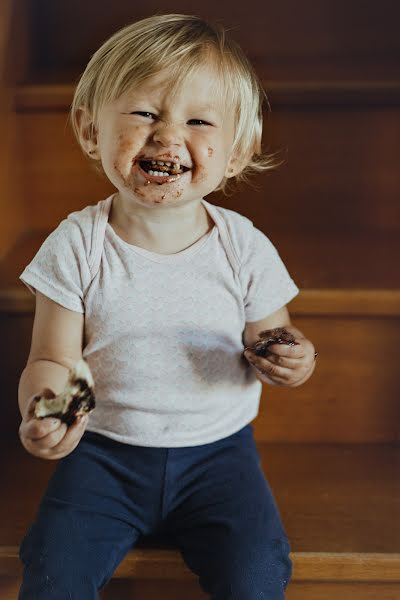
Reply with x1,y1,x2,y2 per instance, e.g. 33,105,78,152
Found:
108,194,214,255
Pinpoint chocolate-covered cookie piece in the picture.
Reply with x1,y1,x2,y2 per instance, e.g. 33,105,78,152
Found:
34,359,96,426
249,327,298,357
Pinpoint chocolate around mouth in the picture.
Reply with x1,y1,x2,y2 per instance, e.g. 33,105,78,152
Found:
139,160,189,176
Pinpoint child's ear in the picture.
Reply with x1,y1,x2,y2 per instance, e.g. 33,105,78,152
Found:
75,107,100,159
224,152,246,178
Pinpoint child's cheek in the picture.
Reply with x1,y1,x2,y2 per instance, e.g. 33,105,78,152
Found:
111,129,142,174
115,128,142,156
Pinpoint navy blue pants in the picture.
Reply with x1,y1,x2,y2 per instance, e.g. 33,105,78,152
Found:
19,425,292,599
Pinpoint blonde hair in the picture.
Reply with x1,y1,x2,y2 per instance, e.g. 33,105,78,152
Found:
70,14,282,193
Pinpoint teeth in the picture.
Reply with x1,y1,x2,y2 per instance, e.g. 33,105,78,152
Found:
148,170,172,177
148,159,180,169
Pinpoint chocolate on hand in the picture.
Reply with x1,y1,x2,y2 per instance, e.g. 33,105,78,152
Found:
245,327,298,358
34,359,96,426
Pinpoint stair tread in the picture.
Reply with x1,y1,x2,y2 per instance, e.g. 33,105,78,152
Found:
2,546,400,582
1,442,400,581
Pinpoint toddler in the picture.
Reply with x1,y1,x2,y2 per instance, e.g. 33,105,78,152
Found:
17,14,316,599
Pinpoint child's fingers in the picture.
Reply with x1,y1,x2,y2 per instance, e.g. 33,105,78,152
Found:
244,350,293,382
21,412,63,442
266,342,305,359
49,415,88,457
265,354,304,369
28,421,68,450
20,416,88,459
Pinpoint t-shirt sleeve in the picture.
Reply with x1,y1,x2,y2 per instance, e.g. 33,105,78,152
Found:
19,219,92,314
240,227,299,322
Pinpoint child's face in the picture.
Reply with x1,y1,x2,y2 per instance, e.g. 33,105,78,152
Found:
89,63,238,208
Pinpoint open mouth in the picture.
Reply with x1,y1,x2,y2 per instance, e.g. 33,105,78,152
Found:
138,159,190,177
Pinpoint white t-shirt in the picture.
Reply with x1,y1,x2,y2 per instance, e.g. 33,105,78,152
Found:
20,195,299,447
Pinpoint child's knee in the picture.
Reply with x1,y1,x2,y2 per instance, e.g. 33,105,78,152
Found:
207,537,292,599
19,525,102,598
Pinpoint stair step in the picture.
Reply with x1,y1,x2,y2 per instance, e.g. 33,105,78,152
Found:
1,443,399,583
1,546,400,582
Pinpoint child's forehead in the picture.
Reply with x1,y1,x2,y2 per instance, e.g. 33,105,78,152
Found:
119,64,229,109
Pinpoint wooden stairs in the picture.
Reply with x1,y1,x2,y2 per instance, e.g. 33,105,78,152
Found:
1,1,400,598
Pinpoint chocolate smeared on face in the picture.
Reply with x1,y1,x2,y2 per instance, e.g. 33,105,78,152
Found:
138,159,190,177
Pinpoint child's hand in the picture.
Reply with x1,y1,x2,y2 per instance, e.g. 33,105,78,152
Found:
243,325,317,387
19,389,89,460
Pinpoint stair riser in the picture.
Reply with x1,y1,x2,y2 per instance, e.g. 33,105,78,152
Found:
1,577,399,600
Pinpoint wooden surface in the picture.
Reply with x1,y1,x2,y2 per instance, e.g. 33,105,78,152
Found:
2,442,399,554
99,580,400,600
1,0,398,264
25,0,400,82
1,3,399,597
1,577,399,600
1,442,400,597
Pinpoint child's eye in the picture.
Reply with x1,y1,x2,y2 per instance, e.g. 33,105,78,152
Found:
132,111,156,119
187,119,211,126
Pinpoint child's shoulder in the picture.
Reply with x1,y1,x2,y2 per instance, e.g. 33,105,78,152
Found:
45,198,106,267
206,201,255,237
205,201,263,273
63,200,100,229
60,196,111,239
206,200,281,272
205,200,257,260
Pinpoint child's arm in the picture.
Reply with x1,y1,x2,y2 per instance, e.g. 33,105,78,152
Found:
18,291,88,460
243,306,316,387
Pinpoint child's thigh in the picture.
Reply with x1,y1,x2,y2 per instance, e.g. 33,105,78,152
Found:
162,426,292,596
19,501,138,592
31,431,164,528
19,432,165,587
166,425,288,541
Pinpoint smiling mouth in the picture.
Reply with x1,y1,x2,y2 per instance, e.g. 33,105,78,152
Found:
139,160,190,177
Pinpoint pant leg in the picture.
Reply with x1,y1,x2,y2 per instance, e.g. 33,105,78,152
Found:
161,425,292,600
19,431,166,599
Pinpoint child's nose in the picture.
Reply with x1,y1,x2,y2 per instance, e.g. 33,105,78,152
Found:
153,121,183,147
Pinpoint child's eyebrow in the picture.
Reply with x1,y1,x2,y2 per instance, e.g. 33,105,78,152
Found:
118,94,223,116
189,104,223,115
193,103,220,111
